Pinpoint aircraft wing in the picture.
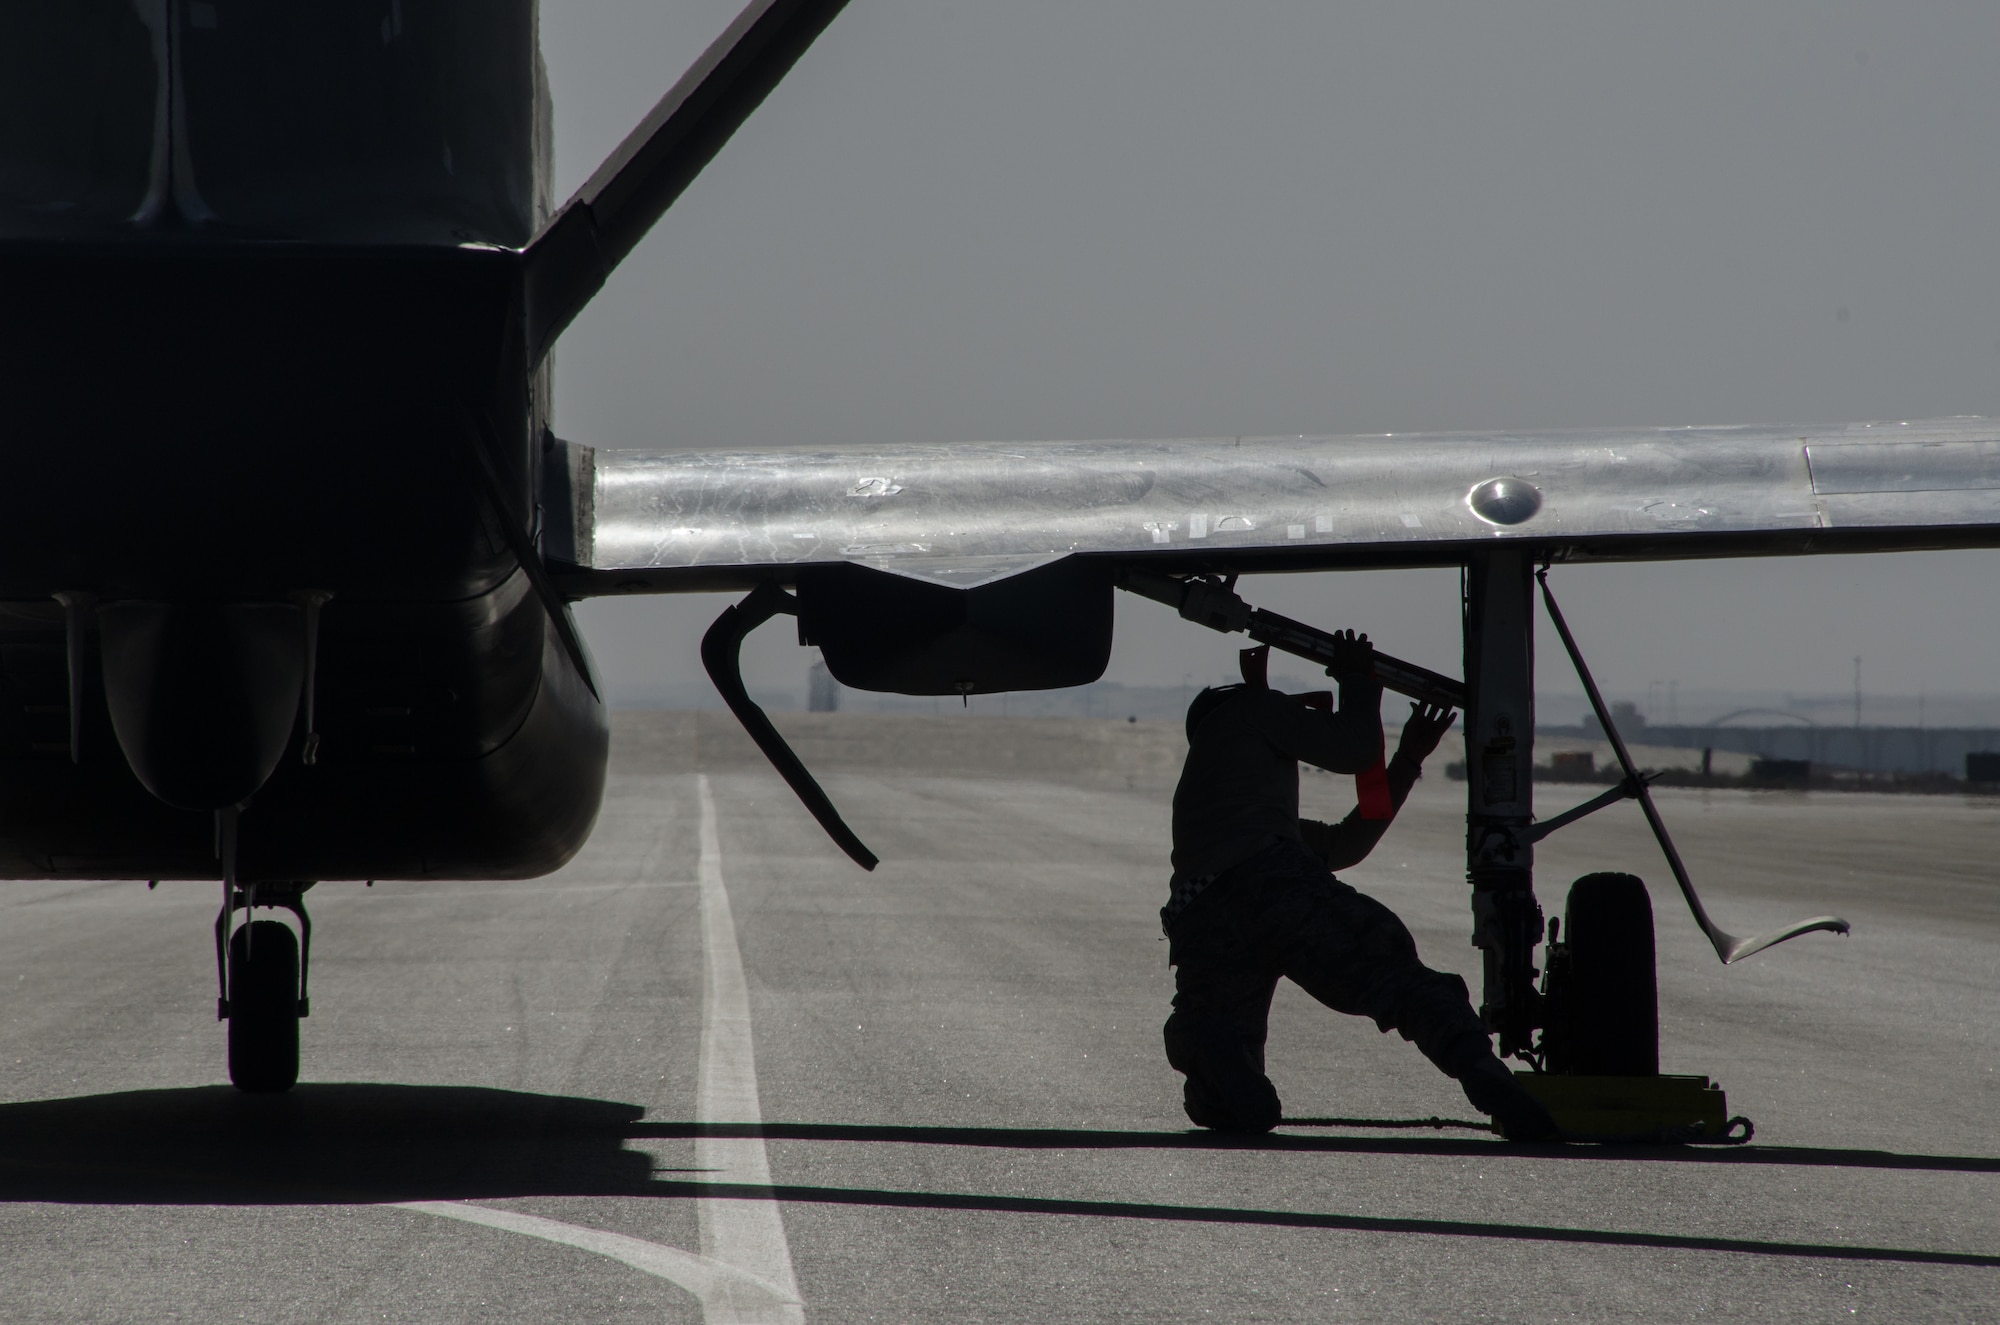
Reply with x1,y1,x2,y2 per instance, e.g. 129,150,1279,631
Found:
546,417,2000,593
544,414,2000,903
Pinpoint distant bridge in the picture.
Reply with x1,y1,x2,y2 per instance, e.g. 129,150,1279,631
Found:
1706,709,1815,728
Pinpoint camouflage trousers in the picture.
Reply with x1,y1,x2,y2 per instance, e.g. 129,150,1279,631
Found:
1162,839,1491,1132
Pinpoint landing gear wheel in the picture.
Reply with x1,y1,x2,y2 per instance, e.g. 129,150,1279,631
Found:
227,919,301,1093
1545,872,1658,1075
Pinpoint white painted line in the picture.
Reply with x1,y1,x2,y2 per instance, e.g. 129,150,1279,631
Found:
391,774,806,1324
695,772,805,1324
392,1201,799,1316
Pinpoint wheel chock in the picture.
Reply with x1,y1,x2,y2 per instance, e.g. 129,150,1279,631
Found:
1513,1071,1750,1143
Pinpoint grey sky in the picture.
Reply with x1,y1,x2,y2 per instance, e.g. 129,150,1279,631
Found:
543,1,2000,709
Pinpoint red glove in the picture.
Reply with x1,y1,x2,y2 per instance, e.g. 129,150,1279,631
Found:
1356,734,1392,820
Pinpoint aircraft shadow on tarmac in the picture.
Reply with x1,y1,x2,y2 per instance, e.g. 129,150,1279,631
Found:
1,1086,1994,1270
0,1084,659,1205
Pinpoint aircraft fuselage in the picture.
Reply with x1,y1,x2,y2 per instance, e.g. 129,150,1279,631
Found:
0,2,605,883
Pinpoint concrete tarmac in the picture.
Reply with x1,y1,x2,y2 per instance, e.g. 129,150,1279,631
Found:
0,711,1995,1322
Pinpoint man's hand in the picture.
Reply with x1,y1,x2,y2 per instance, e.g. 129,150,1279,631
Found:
1324,628,1375,681
1394,701,1457,764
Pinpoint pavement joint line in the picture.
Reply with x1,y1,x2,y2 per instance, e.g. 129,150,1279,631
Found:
390,774,806,1324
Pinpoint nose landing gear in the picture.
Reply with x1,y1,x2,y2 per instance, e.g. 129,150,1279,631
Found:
214,880,313,1093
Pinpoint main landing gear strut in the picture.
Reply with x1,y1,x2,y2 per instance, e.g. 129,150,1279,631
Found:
1461,550,1846,1138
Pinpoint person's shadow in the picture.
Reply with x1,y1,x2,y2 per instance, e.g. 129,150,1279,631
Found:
0,1084,657,1205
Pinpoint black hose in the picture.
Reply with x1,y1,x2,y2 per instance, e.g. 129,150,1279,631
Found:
701,584,878,871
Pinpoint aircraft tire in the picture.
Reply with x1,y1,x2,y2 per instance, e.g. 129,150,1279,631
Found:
227,919,301,1093
1562,873,1659,1076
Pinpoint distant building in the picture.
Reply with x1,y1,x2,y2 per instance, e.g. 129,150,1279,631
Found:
1582,700,1646,740
808,656,840,713
1549,709,2000,777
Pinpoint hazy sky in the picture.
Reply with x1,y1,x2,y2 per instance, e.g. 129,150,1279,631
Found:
541,1,2000,709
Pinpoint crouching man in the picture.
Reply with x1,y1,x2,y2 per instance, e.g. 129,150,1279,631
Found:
1161,636,1559,1140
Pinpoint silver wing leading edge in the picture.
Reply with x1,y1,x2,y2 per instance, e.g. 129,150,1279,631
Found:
546,417,2000,593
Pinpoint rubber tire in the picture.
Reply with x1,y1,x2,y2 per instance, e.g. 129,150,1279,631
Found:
1562,873,1659,1076
227,919,300,1093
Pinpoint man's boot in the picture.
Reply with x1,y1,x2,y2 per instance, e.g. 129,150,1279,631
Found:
1163,1016,1282,1133
1457,1056,1564,1141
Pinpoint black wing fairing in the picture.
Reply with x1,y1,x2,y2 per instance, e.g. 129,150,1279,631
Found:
796,559,1114,697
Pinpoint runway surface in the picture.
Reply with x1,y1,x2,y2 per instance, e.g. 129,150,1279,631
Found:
0,711,1995,1322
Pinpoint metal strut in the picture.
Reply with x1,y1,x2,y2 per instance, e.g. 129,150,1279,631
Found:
701,583,878,870
1534,567,1850,964
214,878,315,1020
1519,773,1655,846
211,805,315,1018
1462,551,1541,1057
1120,568,1465,707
